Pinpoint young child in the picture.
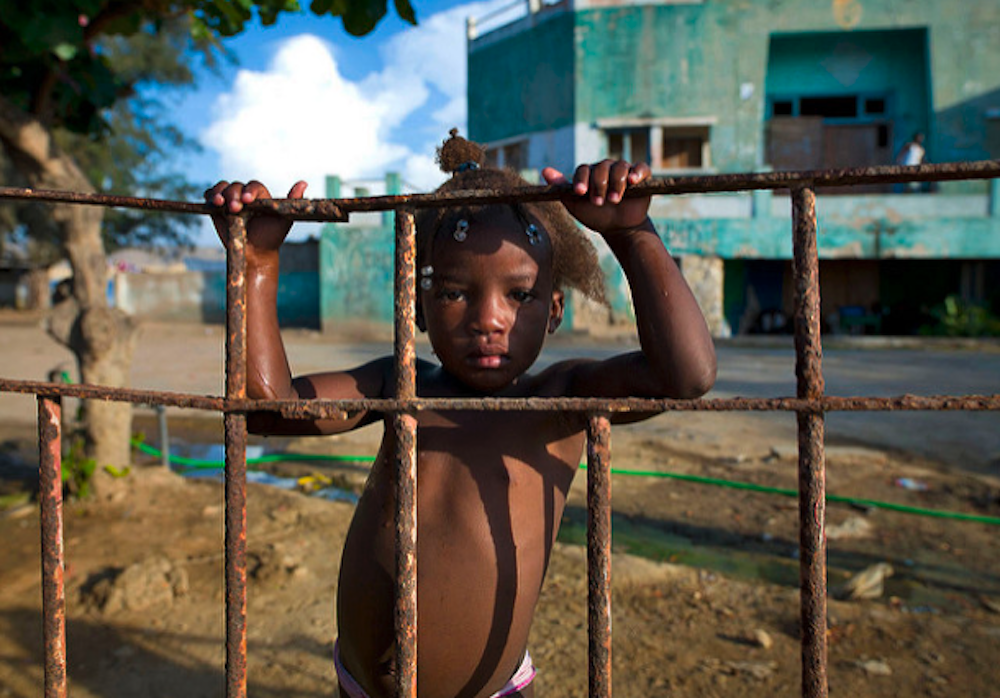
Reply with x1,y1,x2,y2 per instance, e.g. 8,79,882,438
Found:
206,131,716,698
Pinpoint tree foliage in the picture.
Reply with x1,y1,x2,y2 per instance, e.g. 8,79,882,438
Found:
0,0,416,260
1,0,416,137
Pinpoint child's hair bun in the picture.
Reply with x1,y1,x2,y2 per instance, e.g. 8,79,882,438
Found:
436,128,486,175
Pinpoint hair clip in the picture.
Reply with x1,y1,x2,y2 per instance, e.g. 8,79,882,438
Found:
455,161,480,173
525,223,541,246
419,265,434,290
454,219,469,242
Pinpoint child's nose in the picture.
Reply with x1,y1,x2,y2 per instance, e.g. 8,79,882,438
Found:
469,295,511,335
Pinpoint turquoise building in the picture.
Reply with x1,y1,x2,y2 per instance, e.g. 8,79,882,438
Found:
320,173,403,335
467,0,1000,336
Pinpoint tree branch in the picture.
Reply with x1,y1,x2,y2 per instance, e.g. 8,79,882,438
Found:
0,94,94,192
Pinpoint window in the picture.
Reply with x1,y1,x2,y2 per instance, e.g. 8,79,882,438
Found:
483,140,528,171
864,98,886,115
602,121,713,172
768,94,891,121
607,128,650,163
773,100,794,116
502,142,525,171
661,127,710,169
800,96,858,118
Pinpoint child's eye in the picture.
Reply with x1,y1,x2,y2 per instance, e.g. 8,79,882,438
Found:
510,289,536,303
438,288,466,302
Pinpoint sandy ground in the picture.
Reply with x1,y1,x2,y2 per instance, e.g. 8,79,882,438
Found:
1,312,999,697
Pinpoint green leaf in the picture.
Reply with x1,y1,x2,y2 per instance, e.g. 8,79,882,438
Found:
342,0,387,36
394,0,417,26
52,43,78,61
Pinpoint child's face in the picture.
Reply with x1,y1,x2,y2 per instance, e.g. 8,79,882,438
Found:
420,211,564,394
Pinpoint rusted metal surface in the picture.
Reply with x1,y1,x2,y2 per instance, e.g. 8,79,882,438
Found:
224,214,249,698
392,412,418,698
393,209,419,698
5,160,999,220
587,415,613,698
791,187,829,698
38,397,66,698
1,377,998,415
0,186,347,221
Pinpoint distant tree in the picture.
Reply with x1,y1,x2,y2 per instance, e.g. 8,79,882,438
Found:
0,0,415,491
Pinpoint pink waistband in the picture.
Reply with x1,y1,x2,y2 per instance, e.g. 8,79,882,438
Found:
334,642,536,698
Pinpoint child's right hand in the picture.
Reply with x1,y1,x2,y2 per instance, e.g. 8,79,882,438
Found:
542,160,651,238
204,180,308,258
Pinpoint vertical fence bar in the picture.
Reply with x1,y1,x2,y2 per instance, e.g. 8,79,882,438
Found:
38,396,66,698
587,414,613,698
791,186,829,698
393,209,419,698
224,214,250,698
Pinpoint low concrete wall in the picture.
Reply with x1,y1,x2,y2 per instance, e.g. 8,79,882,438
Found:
114,270,319,327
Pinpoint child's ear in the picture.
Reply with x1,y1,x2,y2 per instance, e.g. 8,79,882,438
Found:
548,290,565,334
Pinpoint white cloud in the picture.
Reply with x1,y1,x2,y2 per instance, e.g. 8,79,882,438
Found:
201,0,508,203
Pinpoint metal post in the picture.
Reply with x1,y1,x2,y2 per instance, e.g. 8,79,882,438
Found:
791,186,829,698
393,209,419,698
587,414,612,698
224,213,249,698
156,404,170,468
38,396,66,698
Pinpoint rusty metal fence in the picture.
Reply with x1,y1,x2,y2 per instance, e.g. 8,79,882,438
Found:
2,159,1000,698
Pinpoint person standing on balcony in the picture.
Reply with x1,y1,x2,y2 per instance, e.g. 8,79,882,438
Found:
895,131,926,192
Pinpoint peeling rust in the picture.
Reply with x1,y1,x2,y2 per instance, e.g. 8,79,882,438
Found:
1,379,998,415
792,187,829,698
393,209,419,698
4,160,998,223
587,415,612,698
38,397,66,698
224,214,249,698
393,413,418,698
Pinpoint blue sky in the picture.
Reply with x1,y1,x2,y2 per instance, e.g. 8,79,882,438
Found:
173,0,515,244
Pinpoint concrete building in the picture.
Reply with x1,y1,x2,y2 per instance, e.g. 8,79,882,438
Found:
320,173,407,335
467,0,1000,336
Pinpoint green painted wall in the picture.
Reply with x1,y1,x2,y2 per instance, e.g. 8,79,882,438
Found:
320,224,394,330
468,13,576,143
655,193,1000,260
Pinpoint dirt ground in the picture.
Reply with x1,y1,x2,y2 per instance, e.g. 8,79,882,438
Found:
1,314,999,697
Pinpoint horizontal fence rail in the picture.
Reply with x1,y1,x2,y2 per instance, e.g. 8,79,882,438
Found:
3,159,1000,217
1,378,998,414
2,160,999,698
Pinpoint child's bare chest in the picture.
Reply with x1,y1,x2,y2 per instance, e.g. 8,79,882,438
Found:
365,409,584,541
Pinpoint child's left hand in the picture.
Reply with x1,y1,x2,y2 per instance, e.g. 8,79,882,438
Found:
542,160,652,236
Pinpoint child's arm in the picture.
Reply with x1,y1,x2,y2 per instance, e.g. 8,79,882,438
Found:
542,161,717,400
206,180,388,435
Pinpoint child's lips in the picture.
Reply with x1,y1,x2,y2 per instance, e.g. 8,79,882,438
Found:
468,346,508,368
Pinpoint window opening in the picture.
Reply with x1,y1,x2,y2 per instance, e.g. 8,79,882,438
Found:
502,142,525,171
800,96,858,118
864,97,886,115
773,99,794,116
606,124,710,171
